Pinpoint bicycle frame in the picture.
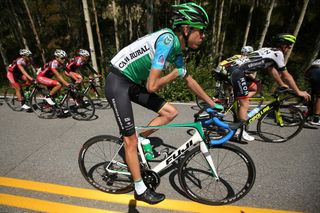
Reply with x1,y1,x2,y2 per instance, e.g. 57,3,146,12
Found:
106,112,235,181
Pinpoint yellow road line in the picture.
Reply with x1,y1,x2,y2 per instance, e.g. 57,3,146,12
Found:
0,193,121,213
0,176,301,213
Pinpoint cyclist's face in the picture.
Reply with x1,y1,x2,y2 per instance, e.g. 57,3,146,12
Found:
188,28,205,49
280,44,292,54
57,57,66,64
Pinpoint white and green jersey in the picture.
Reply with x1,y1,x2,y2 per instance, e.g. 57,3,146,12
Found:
111,28,184,85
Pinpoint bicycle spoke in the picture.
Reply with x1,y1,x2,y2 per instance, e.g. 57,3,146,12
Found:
78,135,133,194
179,144,255,205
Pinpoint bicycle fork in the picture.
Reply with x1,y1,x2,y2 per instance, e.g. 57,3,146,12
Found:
199,141,220,181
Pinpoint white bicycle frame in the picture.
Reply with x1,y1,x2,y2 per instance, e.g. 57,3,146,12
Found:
106,122,220,180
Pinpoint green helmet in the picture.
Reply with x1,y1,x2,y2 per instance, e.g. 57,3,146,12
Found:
272,33,296,46
171,2,209,30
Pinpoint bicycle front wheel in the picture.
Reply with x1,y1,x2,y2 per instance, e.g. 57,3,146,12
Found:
67,92,95,120
4,87,22,111
178,143,255,205
257,105,305,142
78,135,133,194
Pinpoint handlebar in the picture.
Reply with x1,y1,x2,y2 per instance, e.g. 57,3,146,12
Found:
195,108,240,145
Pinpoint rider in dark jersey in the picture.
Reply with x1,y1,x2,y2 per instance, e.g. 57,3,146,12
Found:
7,49,36,110
305,59,320,125
105,2,221,204
230,33,310,140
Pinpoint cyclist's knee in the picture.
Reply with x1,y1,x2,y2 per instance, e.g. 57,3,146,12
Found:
159,103,178,121
123,134,138,149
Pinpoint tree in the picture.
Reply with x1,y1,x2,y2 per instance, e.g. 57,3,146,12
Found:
243,0,255,47
257,0,275,49
82,0,98,72
9,0,29,50
22,0,45,63
92,0,105,70
285,0,309,63
146,0,154,33
112,0,120,52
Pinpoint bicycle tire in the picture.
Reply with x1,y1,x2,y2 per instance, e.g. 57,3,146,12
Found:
178,143,255,205
78,135,133,194
4,87,23,111
30,87,56,119
67,92,95,120
257,105,305,143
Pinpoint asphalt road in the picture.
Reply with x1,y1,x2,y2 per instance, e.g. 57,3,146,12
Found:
0,101,319,213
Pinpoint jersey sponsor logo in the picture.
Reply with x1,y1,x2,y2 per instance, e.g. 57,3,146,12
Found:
247,60,264,68
158,55,165,64
118,45,150,68
163,34,173,45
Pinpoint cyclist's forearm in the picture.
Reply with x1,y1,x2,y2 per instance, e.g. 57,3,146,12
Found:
185,76,215,107
146,68,178,93
281,71,301,94
268,68,287,88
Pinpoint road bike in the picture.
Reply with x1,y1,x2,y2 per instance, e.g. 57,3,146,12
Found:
29,84,95,120
78,109,256,205
202,87,305,143
81,76,109,109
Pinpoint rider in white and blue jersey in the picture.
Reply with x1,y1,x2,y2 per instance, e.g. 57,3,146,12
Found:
105,2,222,205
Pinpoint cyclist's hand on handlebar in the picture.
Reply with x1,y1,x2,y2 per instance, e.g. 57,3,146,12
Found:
211,103,224,112
212,97,222,104
67,83,75,89
31,79,37,84
298,90,311,102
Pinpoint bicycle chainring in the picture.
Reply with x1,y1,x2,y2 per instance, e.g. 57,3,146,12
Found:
141,170,160,189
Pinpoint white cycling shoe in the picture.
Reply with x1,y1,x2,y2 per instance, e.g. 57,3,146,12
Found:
44,96,55,106
21,104,31,110
234,129,255,142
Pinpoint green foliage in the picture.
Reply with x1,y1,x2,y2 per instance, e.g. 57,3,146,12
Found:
1,0,320,100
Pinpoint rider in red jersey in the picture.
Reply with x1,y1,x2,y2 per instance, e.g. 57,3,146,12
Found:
36,49,71,105
7,49,36,110
65,49,99,83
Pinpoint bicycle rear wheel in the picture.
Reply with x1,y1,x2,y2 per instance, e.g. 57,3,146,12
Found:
4,87,22,111
67,92,95,120
78,135,133,194
30,87,56,119
178,143,255,205
257,105,305,142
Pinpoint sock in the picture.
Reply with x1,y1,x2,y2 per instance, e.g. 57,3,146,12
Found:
134,179,147,195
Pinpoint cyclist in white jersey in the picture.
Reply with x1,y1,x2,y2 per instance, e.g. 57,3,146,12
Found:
105,2,222,204
230,33,310,141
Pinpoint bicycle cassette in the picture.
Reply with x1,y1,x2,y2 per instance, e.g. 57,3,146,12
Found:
141,170,160,189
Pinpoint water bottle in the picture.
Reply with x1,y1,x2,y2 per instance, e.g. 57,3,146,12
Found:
248,107,260,118
24,91,31,100
140,137,154,160
55,95,64,104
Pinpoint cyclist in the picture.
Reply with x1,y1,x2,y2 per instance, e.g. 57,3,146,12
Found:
6,49,36,110
305,59,320,125
230,33,310,141
105,2,222,205
36,49,71,105
214,46,261,141
65,49,100,83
